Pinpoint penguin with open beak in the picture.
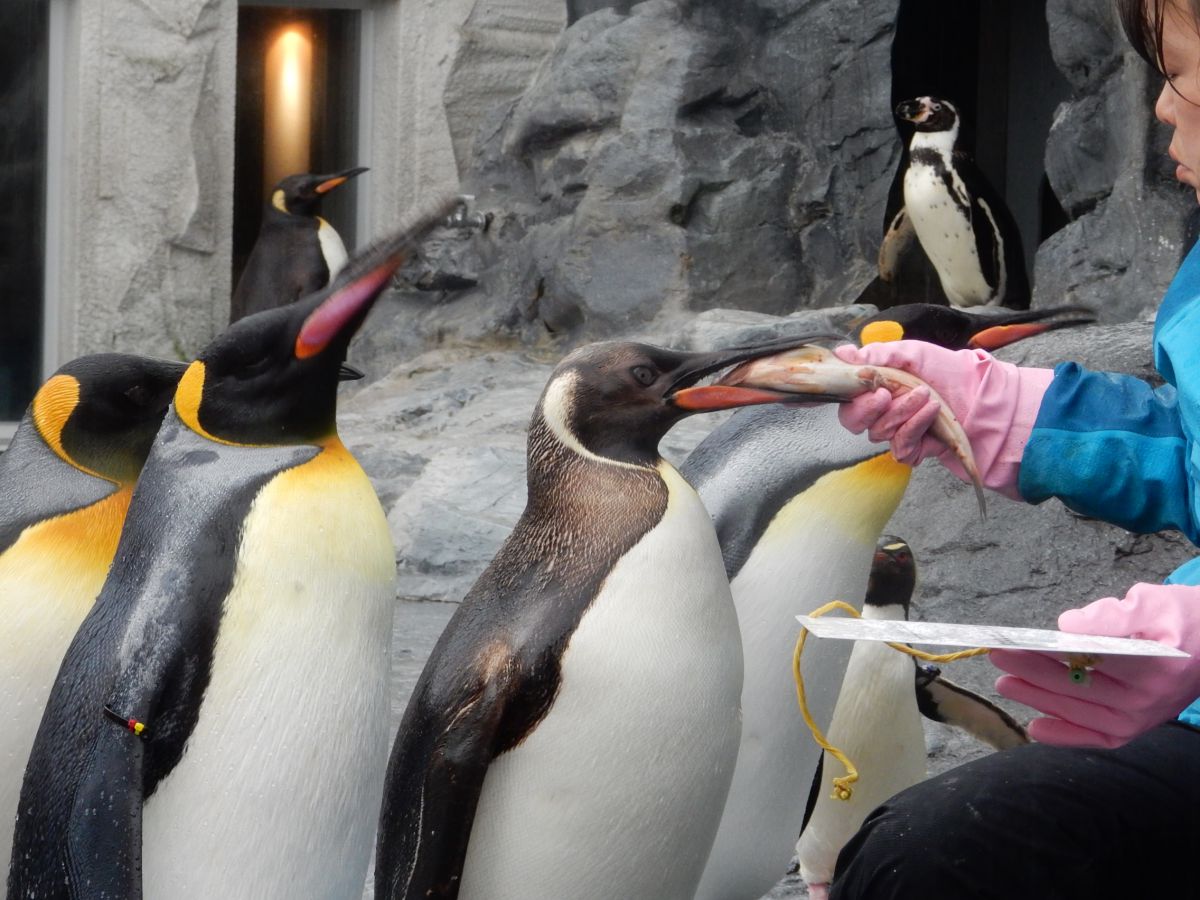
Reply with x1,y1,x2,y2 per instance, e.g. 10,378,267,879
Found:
374,331,842,900
9,199,456,900
231,166,369,323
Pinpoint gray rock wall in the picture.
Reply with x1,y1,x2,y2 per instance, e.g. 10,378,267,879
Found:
58,0,236,362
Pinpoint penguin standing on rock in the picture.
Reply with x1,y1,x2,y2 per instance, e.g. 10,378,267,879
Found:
0,354,185,873
373,331,842,900
795,536,1028,900
881,96,1030,310
230,166,368,323
8,201,455,900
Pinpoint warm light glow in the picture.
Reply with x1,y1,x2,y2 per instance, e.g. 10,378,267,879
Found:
263,24,313,191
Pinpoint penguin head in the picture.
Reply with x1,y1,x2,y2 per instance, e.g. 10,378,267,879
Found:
855,304,967,349
30,353,188,485
174,199,453,447
534,334,844,468
864,534,917,616
272,166,368,218
895,96,959,135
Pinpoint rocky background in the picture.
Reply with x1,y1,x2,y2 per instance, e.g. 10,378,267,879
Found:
339,0,1200,897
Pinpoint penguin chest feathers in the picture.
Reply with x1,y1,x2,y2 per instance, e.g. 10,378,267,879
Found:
458,462,744,900
141,441,396,900
904,132,1000,306
316,217,349,283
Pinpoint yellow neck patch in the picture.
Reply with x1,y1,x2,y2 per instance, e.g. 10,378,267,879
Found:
175,361,241,447
32,374,106,479
860,320,905,345
272,189,288,213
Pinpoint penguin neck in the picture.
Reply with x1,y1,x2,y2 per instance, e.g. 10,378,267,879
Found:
526,414,661,488
910,127,956,157
861,601,907,622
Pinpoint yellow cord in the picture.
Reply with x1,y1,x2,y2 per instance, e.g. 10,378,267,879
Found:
793,600,990,802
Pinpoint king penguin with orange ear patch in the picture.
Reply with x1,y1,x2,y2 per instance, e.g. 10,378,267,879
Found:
8,201,455,900
374,331,843,900
230,166,368,323
0,354,185,873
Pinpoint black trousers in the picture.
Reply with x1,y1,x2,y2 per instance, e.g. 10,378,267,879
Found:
829,721,1200,900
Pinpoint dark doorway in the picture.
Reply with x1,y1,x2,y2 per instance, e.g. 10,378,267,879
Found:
881,0,1070,305
0,0,48,420
233,7,362,293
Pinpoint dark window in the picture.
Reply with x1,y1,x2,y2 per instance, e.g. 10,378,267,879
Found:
233,7,361,290
0,1,48,420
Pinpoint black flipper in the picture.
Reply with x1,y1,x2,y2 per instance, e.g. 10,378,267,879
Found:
913,663,1028,750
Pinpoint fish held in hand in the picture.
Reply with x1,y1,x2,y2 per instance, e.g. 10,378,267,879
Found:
717,344,986,517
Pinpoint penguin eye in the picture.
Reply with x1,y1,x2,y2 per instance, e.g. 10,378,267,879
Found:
630,365,657,386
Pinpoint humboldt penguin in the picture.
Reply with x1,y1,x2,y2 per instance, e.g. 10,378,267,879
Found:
373,331,843,900
882,97,1029,310
851,302,1097,351
0,353,185,873
795,536,1028,900
8,200,454,900
230,166,368,323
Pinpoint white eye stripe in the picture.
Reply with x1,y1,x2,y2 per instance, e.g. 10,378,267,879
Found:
540,372,643,471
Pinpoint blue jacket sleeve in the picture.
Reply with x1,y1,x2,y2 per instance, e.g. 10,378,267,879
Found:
1018,362,1199,542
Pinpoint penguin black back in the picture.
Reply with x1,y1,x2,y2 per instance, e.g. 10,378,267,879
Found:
230,166,368,323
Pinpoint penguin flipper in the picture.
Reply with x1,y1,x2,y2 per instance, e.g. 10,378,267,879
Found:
913,667,1029,750
376,650,521,900
878,207,916,283
65,721,146,898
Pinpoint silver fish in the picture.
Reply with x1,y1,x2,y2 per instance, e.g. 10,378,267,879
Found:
718,344,986,517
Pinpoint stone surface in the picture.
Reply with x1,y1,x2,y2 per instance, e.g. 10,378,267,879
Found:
63,0,236,363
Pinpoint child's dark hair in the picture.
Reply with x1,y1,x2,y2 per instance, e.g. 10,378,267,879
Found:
1119,0,1200,70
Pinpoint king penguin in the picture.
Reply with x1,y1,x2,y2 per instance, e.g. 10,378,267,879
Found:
687,403,911,900
881,96,1029,310
851,302,1096,352
230,166,368,323
795,536,1028,900
0,353,185,874
373,331,842,900
7,200,455,900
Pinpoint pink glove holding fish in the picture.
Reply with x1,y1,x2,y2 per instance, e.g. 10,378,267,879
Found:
991,583,1200,748
834,342,1053,500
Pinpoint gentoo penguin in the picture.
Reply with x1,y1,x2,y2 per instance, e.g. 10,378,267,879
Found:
8,201,454,900
795,536,1027,900
851,302,1096,352
687,406,911,900
881,97,1030,310
0,353,185,872
373,332,842,900
230,166,367,322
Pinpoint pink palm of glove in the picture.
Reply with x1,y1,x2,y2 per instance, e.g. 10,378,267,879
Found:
991,583,1200,748
834,341,1053,500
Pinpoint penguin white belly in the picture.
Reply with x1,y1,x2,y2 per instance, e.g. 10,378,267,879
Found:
797,634,926,887
142,444,395,900
904,166,994,307
0,489,128,864
317,219,350,284
695,453,910,900
457,464,742,900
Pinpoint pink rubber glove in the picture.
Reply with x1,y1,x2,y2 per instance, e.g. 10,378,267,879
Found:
834,341,1053,500
991,583,1200,748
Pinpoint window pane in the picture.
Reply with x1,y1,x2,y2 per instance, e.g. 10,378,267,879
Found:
0,1,48,420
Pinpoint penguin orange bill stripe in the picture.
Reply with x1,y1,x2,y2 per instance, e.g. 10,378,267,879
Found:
315,167,368,194
967,323,1059,351
295,260,402,359
715,344,987,517
670,384,843,411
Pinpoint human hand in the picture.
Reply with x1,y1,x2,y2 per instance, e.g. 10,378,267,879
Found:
834,341,1052,498
992,583,1200,748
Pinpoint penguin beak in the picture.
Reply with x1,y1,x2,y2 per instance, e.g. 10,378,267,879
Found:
668,333,847,411
895,98,930,123
293,197,457,360
338,363,366,381
315,166,369,195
